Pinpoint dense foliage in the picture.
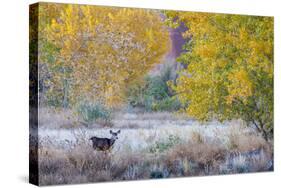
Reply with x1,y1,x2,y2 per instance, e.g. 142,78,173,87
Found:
33,3,274,140
76,101,112,125
165,12,273,140
38,3,170,108
126,66,181,112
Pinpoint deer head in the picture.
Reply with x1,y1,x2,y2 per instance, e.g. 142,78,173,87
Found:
109,130,121,140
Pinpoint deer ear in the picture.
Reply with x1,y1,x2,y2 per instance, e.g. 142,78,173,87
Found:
110,130,113,134
117,130,121,134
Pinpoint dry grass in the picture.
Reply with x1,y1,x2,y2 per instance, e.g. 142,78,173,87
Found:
33,109,273,186
39,107,80,129
35,127,273,185
228,131,270,152
38,145,151,185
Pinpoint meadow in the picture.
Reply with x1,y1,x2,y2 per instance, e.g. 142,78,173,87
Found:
33,108,273,185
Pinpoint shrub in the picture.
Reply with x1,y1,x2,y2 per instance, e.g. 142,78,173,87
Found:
153,97,181,112
126,79,147,108
149,135,181,153
126,77,180,112
126,65,180,112
45,91,64,107
126,75,169,110
167,141,227,169
143,95,154,112
227,130,269,153
145,76,169,101
76,101,112,125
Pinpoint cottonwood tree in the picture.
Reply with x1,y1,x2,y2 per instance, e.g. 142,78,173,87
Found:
38,3,170,108
165,12,273,140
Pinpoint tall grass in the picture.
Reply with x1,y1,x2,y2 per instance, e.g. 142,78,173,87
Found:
34,108,273,185
35,121,273,185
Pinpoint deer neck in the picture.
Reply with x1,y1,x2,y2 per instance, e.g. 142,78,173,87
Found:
109,138,116,146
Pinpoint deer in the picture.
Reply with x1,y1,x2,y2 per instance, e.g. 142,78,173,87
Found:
89,130,121,152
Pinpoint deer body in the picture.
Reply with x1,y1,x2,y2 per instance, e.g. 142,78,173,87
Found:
90,130,121,152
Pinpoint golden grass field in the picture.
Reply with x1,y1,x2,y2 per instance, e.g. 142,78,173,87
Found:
31,108,273,185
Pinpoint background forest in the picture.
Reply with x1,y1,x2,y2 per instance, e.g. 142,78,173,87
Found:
29,3,273,185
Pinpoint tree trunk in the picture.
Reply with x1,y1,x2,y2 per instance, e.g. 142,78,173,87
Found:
62,78,69,109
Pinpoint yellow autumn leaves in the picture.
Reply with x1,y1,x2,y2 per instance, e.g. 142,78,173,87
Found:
38,3,170,108
165,11,273,126
226,69,253,105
